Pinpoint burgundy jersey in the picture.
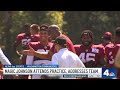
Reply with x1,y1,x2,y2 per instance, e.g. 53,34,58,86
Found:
105,43,120,78
98,43,113,48
74,44,105,67
105,43,115,67
16,33,40,49
112,44,120,79
31,34,40,42
29,42,53,61
50,34,76,54
98,43,107,47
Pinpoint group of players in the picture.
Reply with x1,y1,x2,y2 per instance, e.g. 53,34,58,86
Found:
1,23,120,79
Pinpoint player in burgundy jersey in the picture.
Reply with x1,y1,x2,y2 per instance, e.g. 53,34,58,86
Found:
23,25,76,60
30,24,40,42
13,23,31,64
99,32,113,47
13,23,40,64
99,32,113,68
13,23,31,79
104,43,114,68
74,30,106,68
26,24,53,79
13,23,40,79
115,27,120,68
106,27,120,78
48,25,76,54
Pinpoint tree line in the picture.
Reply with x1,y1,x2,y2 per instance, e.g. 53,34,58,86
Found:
0,11,120,63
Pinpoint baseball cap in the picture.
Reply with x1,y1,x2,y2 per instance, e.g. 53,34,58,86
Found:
40,24,49,31
53,36,67,46
102,32,112,38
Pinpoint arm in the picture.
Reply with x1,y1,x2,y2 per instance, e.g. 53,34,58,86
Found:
115,48,120,68
13,41,22,57
0,69,3,79
0,64,3,79
13,34,23,57
23,45,53,60
0,48,11,65
33,51,53,60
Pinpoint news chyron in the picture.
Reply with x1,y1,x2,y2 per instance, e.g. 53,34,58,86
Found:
3,65,118,79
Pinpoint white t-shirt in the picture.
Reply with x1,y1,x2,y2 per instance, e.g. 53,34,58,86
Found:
0,48,11,65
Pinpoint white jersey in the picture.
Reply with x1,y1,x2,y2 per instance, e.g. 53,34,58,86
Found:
0,48,11,65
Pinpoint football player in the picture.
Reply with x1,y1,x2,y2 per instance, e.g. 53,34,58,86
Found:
99,32,113,47
13,23,40,79
22,25,76,60
106,27,120,78
26,24,53,79
74,30,106,68
30,24,40,41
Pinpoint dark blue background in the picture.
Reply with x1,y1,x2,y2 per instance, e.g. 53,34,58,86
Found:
102,68,117,79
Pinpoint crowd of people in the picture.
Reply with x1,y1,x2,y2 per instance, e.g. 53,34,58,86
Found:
0,23,120,79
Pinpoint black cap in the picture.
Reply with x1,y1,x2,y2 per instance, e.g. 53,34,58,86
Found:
53,36,67,46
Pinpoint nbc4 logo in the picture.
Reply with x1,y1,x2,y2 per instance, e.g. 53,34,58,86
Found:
102,68,117,79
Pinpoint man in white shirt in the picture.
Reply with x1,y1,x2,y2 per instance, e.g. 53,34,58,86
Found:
0,48,11,65
51,36,85,68
0,48,11,79
41,36,85,79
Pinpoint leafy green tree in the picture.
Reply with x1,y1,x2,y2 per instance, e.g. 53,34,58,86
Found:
63,11,120,44
0,11,64,64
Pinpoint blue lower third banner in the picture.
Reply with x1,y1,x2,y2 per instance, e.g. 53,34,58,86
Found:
102,68,117,79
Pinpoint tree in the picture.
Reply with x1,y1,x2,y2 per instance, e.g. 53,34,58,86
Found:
63,11,120,44
2,11,13,60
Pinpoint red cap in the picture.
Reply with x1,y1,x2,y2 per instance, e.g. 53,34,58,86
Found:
102,32,112,38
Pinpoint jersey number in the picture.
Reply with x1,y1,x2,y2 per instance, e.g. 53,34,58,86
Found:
108,52,114,64
22,39,31,45
79,53,95,63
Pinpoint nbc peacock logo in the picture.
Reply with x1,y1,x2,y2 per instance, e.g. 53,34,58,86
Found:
109,72,115,76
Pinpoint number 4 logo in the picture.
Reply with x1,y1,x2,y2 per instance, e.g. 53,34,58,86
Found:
102,68,117,78
103,69,109,76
